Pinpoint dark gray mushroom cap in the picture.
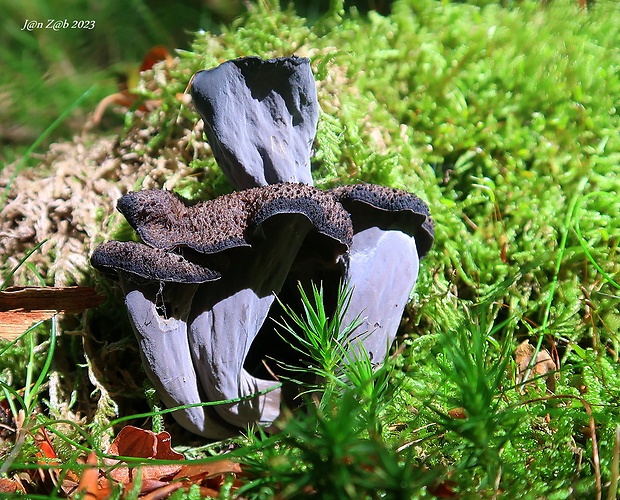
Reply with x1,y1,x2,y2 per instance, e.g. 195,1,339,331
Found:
329,183,434,258
116,189,251,253
91,240,220,284
89,184,355,434
116,184,353,255
190,56,319,189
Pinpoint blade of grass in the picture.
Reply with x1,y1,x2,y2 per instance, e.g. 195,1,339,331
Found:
609,425,620,500
106,383,282,428
24,316,57,412
1,239,47,290
522,176,588,385
1,86,96,206
0,317,58,475
575,191,620,291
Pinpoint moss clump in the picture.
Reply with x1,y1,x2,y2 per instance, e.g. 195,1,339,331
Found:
2,0,619,497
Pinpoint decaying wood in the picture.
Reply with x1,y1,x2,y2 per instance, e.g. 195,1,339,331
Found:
0,286,104,340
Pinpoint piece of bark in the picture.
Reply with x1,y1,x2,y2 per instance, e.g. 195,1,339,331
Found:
0,286,105,340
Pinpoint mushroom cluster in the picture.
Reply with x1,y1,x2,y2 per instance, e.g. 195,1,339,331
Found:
91,56,434,439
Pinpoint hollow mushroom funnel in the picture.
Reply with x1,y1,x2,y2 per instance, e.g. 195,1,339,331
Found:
91,56,435,438
190,56,318,190
91,184,351,438
92,239,235,438
329,184,434,364
190,56,435,365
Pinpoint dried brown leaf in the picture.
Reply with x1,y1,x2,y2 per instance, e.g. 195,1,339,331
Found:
515,340,557,392
173,460,242,482
74,452,105,499
105,426,184,484
447,407,467,419
139,481,185,500
0,477,25,493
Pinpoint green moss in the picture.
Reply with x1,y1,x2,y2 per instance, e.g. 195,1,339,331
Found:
3,0,620,497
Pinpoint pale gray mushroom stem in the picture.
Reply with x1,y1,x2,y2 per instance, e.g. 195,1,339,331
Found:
180,185,351,430
330,184,435,363
120,278,237,439
188,216,314,428
90,240,235,439
341,227,420,362
190,56,319,189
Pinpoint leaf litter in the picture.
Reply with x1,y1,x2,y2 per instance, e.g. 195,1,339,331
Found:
0,423,242,499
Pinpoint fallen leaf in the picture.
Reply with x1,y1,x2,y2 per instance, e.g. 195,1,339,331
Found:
173,460,242,482
126,478,176,495
22,426,246,499
74,452,104,500
447,407,467,419
139,46,173,73
428,479,457,498
515,340,557,392
0,477,25,493
0,286,105,340
105,426,184,484
136,480,185,500
34,427,58,461
33,427,64,487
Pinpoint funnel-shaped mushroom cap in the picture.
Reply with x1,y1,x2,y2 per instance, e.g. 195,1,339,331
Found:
116,184,351,255
91,241,220,284
191,56,318,189
330,183,434,363
90,184,352,435
178,185,351,428
330,183,434,258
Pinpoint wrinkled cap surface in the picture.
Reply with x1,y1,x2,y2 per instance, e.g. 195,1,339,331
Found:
91,240,221,284
115,184,353,256
330,183,434,258
191,56,319,189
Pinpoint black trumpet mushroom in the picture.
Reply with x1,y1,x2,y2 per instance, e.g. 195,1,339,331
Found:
91,184,352,438
329,183,434,364
91,55,434,438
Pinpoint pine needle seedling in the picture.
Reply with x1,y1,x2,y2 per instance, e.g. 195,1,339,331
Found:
233,280,439,498
423,300,522,491
273,281,362,406
261,390,434,500
337,345,399,438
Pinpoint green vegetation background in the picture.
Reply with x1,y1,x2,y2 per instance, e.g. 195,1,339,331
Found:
1,0,620,498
